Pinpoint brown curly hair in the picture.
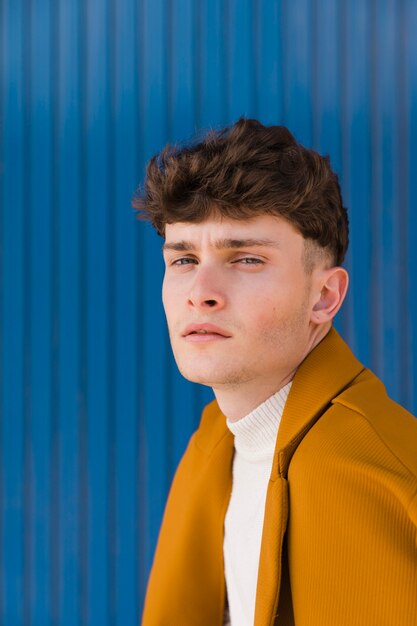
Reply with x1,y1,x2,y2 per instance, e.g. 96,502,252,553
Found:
133,118,348,266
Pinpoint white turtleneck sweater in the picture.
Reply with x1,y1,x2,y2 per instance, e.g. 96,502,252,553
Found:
223,382,292,626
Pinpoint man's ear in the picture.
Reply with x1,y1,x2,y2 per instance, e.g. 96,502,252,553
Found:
311,267,349,324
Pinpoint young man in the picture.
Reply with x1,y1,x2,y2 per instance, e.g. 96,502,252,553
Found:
135,119,417,625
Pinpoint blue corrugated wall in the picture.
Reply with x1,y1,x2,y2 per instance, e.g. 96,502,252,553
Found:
1,1,416,623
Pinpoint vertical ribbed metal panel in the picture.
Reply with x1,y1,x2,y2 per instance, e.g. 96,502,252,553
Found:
1,1,416,623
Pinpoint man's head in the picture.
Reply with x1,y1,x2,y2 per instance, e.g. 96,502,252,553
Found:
134,117,349,271
134,119,349,418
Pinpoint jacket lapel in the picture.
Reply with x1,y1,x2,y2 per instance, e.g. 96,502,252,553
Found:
255,329,365,625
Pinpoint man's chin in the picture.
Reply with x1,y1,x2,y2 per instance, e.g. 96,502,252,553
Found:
178,369,218,387
177,365,251,388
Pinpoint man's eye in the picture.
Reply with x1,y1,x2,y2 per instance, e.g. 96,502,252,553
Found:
235,257,264,265
172,257,197,266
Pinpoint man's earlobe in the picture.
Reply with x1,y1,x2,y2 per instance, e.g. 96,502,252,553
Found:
311,268,349,323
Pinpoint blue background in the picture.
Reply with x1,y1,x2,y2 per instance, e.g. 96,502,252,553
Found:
1,0,417,623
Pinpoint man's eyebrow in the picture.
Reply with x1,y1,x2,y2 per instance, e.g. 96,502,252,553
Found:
162,241,195,252
162,238,281,252
215,238,281,249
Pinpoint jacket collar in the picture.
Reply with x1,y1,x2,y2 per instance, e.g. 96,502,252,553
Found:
273,328,365,478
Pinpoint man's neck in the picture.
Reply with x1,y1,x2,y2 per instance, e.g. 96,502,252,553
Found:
212,372,295,422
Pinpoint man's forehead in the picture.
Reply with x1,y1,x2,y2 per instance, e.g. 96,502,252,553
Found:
163,216,303,251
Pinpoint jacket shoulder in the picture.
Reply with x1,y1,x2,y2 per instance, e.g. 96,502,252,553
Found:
334,368,417,479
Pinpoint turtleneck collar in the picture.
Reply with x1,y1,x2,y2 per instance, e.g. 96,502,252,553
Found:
226,382,292,461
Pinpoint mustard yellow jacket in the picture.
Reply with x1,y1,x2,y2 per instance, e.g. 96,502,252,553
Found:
142,329,417,625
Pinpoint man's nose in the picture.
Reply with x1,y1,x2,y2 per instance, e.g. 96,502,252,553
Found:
187,266,226,311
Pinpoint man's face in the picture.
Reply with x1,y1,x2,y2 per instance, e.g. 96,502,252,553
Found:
162,215,325,397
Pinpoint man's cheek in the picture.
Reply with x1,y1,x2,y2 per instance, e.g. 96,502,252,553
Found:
254,302,281,326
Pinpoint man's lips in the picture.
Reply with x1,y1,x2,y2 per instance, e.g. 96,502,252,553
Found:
182,323,232,339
